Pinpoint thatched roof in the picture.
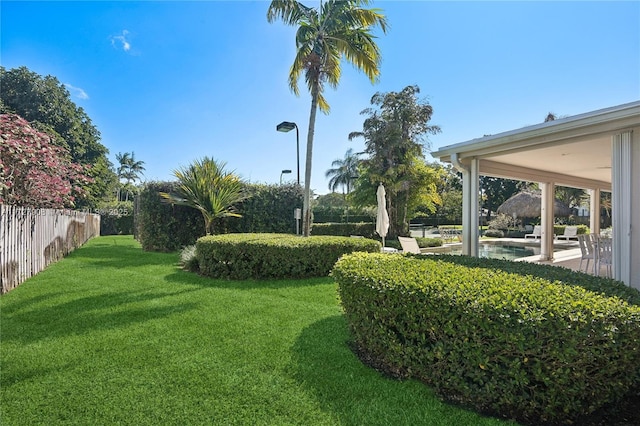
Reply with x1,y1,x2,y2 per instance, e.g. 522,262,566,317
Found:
497,191,572,218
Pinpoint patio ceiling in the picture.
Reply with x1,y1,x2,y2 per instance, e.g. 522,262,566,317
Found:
432,101,640,191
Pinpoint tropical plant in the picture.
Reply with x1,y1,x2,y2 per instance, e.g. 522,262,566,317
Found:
115,151,145,201
159,157,247,235
267,0,388,236
349,85,441,237
325,148,360,193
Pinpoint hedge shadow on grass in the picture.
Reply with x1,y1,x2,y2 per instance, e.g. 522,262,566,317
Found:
1,288,199,345
67,237,181,269
289,315,514,426
163,270,333,290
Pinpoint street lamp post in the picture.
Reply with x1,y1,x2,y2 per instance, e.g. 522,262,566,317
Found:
276,121,300,186
280,169,292,185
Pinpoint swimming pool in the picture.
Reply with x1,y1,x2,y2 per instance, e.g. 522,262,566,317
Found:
428,240,572,261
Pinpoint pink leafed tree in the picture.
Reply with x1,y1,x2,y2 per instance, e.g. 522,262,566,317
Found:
0,113,92,208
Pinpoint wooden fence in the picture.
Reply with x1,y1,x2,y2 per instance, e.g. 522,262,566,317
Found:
0,205,100,294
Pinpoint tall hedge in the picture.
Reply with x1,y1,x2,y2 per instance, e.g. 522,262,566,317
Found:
136,182,205,251
136,182,304,251
220,183,304,234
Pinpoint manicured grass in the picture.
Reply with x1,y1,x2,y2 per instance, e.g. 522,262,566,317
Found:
1,236,517,425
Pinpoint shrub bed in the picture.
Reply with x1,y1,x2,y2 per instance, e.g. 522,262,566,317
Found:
197,233,380,280
332,253,640,424
311,222,376,238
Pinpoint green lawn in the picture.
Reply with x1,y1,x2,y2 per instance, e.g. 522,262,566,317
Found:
1,236,516,425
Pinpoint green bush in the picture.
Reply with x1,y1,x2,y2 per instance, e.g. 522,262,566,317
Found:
332,253,640,424
96,201,134,235
136,182,303,251
196,233,381,280
136,181,205,251
483,229,504,238
311,222,376,238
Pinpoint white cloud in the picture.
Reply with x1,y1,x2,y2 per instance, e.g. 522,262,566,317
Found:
110,30,131,52
64,83,89,100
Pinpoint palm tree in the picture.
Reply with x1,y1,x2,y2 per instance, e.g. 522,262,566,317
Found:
115,151,145,201
325,148,359,193
159,157,246,235
267,0,387,236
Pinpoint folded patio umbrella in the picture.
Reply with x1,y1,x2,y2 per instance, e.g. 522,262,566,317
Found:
376,183,390,247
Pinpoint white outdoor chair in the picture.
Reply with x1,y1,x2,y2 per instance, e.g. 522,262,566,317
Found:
595,235,613,278
557,226,579,240
577,234,596,274
398,236,424,254
525,225,541,239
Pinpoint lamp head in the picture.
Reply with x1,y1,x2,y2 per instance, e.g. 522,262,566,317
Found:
276,121,296,132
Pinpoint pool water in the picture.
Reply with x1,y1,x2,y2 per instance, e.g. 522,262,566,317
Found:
448,242,569,261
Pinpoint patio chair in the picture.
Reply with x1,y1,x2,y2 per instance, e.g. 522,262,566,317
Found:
524,225,541,239
557,226,579,240
595,235,613,278
577,234,596,274
398,236,424,254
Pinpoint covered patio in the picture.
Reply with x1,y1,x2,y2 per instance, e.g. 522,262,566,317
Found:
431,101,640,289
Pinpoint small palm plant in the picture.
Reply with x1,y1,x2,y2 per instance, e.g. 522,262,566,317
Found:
160,157,246,235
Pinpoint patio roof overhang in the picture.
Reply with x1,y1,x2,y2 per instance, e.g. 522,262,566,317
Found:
431,100,640,289
431,101,640,190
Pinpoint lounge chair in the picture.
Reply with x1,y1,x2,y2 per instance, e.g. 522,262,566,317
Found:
557,226,579,240
524,225,541,239
398,236,425,254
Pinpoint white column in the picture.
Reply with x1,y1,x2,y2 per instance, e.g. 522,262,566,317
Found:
589,188,601,235
540,182,555,261
612,130,637,288
453,154,479,257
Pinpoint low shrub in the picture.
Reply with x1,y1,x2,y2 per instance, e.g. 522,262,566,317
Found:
311,222,376,238
482,229,504,238
179,245,199,272
196,233,381,280
97,201,134,235
332,253,640,424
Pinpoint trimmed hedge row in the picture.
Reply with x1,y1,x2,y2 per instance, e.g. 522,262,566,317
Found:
310,222,376,238
196,233,381,280
332,253,640,424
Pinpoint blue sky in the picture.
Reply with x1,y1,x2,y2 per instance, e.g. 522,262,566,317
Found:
2,1,639,194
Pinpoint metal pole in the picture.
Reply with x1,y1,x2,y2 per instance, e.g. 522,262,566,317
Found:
295,124,300,185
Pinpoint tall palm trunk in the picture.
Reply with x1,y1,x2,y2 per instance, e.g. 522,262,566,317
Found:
303,82,320,236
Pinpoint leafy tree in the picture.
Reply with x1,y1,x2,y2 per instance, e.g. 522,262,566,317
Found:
418,162,462,225
555,186,587,209
0,66,117,207
159,157,247,235
267,0,388,236
479,176,530,222
0,113,91,208
349,85,441,237
325,148,359,193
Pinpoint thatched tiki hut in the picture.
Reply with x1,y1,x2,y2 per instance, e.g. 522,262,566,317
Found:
497,191,572,218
